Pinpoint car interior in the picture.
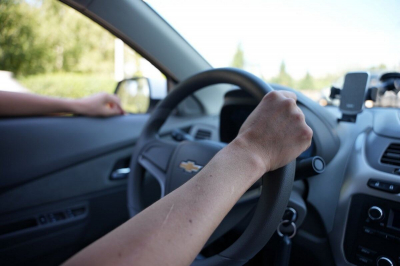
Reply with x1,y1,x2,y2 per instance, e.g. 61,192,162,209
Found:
1,0,400,265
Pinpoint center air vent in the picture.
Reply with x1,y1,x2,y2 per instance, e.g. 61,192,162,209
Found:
195,129,211,140
381,143,400,167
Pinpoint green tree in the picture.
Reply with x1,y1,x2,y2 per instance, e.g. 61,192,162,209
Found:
37,0,115,74
231,44,245,69
369,64,387,71
0,0,116,76
270,61,294,87
298,72,315,90
0,0,50,75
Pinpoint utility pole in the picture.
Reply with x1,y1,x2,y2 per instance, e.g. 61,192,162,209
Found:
114,38,124,81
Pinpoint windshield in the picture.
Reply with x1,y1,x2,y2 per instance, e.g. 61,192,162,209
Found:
146,0,400,108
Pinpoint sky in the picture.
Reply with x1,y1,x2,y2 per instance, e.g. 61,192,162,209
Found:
146,0,400,79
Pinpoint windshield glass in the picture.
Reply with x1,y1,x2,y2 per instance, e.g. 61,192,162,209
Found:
146,0,400,108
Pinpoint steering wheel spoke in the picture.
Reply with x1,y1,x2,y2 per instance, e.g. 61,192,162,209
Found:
138,155,168,196
138,138,177,197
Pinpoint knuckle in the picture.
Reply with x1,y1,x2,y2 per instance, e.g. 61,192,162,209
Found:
302,126,313,140
293,112,304,121
286,91,297,100
283,98,296,108
265,91,279,100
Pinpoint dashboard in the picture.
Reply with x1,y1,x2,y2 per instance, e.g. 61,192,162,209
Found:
217,86,400,265
329,107,400,266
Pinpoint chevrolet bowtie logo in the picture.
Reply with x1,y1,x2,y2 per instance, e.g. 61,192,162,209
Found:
179,161,203,173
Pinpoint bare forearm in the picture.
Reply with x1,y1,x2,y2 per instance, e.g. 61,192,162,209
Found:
64,137,266,266
0,91,79,116
0,91,123,117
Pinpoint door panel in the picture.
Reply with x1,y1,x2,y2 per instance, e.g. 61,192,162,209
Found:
0,146,133,214
0,115,149,188
0,187,127,266
0,115,146,265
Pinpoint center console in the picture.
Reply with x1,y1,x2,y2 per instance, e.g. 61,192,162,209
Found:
344,194,400,266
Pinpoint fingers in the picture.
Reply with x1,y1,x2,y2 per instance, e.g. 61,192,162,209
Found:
283,92,310,141
74,93,125,117
275,91,301,115
264,90,297,104
279,91,297,101
279,92,303,119
104,103,123,116
104,93,122,105
102,93,125,116
271,90,311,143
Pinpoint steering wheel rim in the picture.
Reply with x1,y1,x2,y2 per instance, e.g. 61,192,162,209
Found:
127,67,295,266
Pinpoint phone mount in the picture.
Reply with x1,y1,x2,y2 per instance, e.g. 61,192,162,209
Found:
338,114,358,123
335,72,370,123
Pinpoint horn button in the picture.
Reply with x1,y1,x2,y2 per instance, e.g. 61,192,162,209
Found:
165,140,225,195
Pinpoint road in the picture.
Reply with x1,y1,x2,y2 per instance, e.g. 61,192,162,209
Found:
0,71,30,93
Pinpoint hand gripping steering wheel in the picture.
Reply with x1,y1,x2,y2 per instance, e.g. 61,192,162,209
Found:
127,68,295,266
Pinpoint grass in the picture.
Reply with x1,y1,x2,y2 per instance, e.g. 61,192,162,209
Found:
17,72,117,99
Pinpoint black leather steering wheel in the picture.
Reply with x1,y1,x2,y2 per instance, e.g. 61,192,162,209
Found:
127,68,295,266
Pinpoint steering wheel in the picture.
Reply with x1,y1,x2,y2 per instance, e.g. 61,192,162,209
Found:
127,68,295,266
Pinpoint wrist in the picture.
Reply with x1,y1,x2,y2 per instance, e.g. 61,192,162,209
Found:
228,135,269,179
67,98,85,115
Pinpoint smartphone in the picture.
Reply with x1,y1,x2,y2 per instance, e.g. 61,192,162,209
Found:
339,72,370,115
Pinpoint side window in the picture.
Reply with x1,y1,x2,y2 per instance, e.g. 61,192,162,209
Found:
0,0,164,113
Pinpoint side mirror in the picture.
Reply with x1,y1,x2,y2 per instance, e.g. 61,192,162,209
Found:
114,77,167,113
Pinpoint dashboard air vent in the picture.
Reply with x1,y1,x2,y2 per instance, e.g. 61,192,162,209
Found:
195,129,211,140
381,143,400,167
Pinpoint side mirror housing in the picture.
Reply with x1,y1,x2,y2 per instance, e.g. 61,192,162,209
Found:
114,77,167,113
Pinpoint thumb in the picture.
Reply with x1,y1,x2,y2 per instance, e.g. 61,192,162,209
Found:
103,104,122,116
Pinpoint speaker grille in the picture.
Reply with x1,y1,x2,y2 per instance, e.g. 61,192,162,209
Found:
195,129,211,140
381,143,400,166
